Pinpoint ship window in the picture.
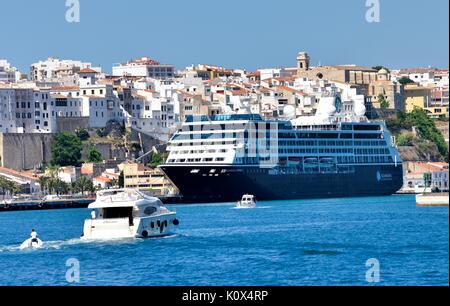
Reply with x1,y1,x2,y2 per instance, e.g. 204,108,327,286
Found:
144,206,157,216
103,207,133,220
215,158,225,162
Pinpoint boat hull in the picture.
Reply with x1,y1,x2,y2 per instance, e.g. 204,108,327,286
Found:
81,213,178,240
161,164,404,203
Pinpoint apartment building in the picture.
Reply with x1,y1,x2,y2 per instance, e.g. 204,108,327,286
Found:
30,57,101,85
119,162,174,196
112,57,175,79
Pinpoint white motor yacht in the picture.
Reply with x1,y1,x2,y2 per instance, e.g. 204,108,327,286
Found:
81,189,179,240
236,194,257,209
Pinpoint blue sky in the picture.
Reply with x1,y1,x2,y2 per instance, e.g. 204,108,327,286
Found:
0,0,448,73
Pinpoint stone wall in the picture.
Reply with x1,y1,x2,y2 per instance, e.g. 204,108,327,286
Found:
0,133,54,170
56,117,90,133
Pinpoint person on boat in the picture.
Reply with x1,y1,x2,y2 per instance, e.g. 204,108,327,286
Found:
30,229,38,243
91,209,97,220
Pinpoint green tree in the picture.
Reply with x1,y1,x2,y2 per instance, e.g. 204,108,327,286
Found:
149,153,164,168
76,128,90,141
387,109,449,162
38,176,49,195
378,94,390,109
51,132,82,167
0,177,20,198
398,77,415,85
408,108,449,161
73,176,94,195
54,179,70,195
87,147,103,163
396,133,415,146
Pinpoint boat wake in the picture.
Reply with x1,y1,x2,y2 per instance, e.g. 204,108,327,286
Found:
0,238,89,253
231,206,272,210
0,234,181,253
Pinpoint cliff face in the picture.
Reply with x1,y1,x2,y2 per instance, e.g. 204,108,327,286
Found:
399,144,443,162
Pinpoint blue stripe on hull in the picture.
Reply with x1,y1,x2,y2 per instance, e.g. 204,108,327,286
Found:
161,165,404,203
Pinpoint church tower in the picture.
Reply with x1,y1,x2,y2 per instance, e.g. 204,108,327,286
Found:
297,52,310,72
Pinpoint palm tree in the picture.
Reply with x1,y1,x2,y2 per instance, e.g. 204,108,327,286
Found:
0,177,9,199
0,177,21,198
38,176,49,195
74,176,94,195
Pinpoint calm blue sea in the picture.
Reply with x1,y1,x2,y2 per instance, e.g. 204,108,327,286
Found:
0,195,448,286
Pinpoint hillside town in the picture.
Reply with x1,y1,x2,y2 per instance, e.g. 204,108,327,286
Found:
0,52,448,200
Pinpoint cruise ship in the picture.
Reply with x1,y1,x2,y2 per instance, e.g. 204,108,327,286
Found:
160,96,404,203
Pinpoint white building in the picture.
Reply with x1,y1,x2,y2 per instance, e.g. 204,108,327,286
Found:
30,57,101,86
112,57,175,79
0,60,22,83
78,69,123,128
258,68,292,81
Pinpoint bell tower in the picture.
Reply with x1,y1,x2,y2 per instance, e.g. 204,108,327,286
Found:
297,52,310,72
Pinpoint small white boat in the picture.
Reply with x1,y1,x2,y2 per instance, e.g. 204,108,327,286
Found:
236,194,257,209
20,238,44,250
81,189,179,240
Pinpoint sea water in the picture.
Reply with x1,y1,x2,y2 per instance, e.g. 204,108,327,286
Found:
0,195,447,286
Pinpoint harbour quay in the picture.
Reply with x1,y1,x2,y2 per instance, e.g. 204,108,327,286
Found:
0,197,95,212
416,193,449,207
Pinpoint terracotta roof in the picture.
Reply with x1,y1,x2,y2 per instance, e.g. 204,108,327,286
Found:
81,168,93,175
93,176,112,183
247,71,261,77
0,167,38,182
78,68,98,74
51,86,80,91
413,162,449,173
278,86,305,95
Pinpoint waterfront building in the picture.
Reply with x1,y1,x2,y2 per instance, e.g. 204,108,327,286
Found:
92,174,113,189
0,166,40,194
55,166,81,184
119,162,175,196
404,162,449,192
112,57,175,79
